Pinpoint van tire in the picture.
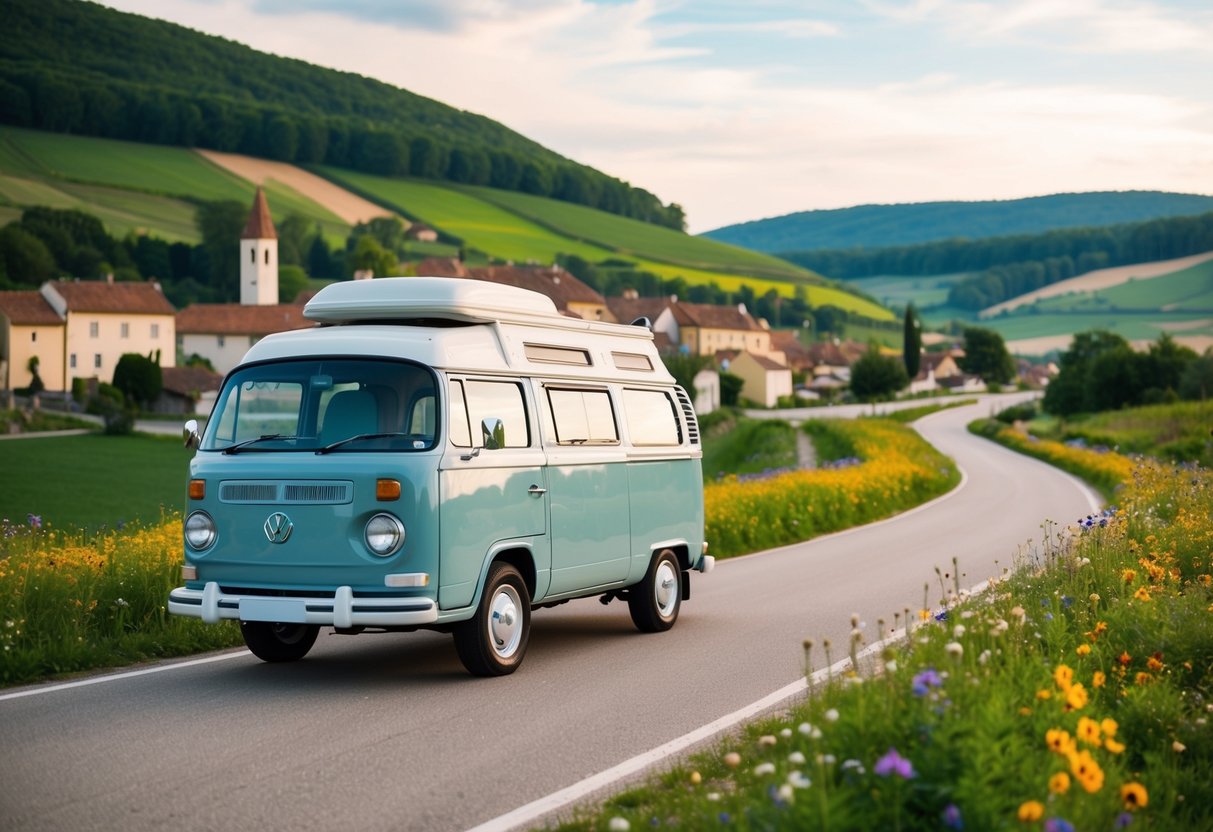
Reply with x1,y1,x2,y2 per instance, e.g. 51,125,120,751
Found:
240,621,320,662
628,550,681,633
454,562,531,676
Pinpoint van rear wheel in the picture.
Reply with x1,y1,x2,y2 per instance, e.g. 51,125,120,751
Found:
454,562,531,677
240,621,320,662
628,550,681,633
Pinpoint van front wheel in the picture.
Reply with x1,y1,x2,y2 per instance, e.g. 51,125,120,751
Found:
240,621,320,662
454,562,531,676
628,550,681,633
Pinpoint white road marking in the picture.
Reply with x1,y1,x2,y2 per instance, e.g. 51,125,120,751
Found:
0,649,250,702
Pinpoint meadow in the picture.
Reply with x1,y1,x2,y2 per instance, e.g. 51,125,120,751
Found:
550,454,1212,832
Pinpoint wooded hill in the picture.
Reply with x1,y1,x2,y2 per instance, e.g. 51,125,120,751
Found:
0,0,685,230
704,191,1213,252
783,211,1213,311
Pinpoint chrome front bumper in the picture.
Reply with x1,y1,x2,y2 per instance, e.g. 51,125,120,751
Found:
168,581,439,627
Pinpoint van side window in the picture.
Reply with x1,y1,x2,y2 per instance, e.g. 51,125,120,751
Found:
548,388,618,445
464,380,530,448
622,388,682,446
448,380,472,447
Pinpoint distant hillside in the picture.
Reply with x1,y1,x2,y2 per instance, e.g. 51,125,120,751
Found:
703,192,1213,252
0,0,683,229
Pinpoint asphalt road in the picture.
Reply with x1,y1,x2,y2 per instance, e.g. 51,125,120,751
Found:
0,396,1099,832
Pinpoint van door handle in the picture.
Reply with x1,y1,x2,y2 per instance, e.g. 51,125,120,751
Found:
528,485,547,496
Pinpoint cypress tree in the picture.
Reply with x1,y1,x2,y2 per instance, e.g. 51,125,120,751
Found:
903,303,921,379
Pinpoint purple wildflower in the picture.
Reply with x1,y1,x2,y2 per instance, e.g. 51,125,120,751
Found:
1045,819,1075,832
873,747,915,779
941,804,963,830
27,513,41,529
1115,812,1134,829
911,667,943,696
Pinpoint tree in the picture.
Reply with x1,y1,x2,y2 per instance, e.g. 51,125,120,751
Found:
278,264,309,303
661,353,712,393
112,352,162,411
26,355,44,395
902,303,921,379
1179,351,1213,401
719,372,744,407
1043,330,1130,416
959,327,1015,385
0,225,56,287
849,344,908,402
196,199,247,300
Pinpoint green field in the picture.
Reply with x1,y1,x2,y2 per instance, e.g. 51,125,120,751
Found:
0,126,351,244
1032,258,1213,313
848,273,969,313
0,433,189,530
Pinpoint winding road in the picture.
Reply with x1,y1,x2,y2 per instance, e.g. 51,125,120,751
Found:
0,395,1100,832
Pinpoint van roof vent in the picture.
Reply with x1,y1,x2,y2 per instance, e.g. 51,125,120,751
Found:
674,386,700,445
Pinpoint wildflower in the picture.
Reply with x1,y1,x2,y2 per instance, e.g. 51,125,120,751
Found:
1010,605,1026,621
1135,672,1152,686
1120,782,1148,811
1065,683,1088,711
873,747,915,779
706,793,720,801
1053,664,1074,690
979,649,992,665
724,752,741,768
1133,586,1152,602
1076,644,1091,657
776,783,795,804
840,759,865,776
1036,689,1053,700
945,641,963,659
1045,819,1075,832
787,771,811,789
1101,718,1118,737
787,751,805,765
1093,671,1106,688
1018,801,1045,822
1122,569,1137,583
1115,812,1134,828
1117,651,1132,666
1049,772,1071,794
953,624,966,638
690,771,702,785
759,735,777,747
1070,750,1104,793
1046,729,1074,755
1105,737,1126,754
609,818,631,832
824,708,839,722
1077,717,1101,745
941,803,963,830
798,723,821,739
1173,741,1186,753
754,763,776,776
27,513,41,529
912,667,943,695
1146,655,1164,672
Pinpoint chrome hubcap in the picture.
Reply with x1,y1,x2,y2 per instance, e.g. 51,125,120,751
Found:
654,560,678,618
489,584,523,658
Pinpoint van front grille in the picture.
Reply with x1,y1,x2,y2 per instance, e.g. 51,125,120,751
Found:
219,480,353,505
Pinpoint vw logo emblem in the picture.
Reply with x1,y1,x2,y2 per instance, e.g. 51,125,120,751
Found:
264,512,293,544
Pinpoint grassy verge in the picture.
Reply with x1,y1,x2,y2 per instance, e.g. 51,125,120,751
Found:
706,419,959,558
970,419,1134,502
0,432,189,531
702,414,799,480
0,408,95,434
548,458,1213,831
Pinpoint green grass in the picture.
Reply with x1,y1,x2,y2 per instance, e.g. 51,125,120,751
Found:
980,311,1213,344
848,273,970,312
464,185,814,281
1032,400,1213,468
0,433,190,531
1032,259,1213,313
701,414,798,479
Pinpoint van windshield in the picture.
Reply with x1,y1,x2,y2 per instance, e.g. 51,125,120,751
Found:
202,358,439,453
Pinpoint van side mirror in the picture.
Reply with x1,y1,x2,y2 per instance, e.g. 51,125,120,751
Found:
183,419,201,450
481,418,505,450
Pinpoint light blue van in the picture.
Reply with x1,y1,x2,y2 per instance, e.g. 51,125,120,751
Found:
169,277,710,675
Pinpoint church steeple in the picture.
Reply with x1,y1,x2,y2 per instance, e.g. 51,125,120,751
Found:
240,187,279,305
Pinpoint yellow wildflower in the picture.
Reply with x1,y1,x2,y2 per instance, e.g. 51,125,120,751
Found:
1076,717,1101,746
1093,671,1106,688
1049,772,1070,794
1053,664,1074,691
1134,586,1152,602
1017,801,1044,822
1076,644,1091,657
1121,782,1148,810
1065,683,1089,711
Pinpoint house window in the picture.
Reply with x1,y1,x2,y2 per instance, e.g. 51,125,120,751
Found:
89,321,99,338
151,323,160,339
121,322,130,339
218,335,226,348
264,249,270,265
250,248,255,264
94,354,102,369
70,353,77,369
31,331,36,343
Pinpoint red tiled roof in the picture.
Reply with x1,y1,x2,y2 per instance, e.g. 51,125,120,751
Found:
176,304,312,335
0,290,61,325
670,302,763,332
414,258,469,278
606,295,673,326
161,366,223,396
242,188,277,239
47,280,175,315
457,265,605,310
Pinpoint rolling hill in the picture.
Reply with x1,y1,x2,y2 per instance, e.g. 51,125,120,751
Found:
704,191,1213,253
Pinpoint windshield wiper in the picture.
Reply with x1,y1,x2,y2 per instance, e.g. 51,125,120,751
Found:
315,432,413,454
222,434,302,454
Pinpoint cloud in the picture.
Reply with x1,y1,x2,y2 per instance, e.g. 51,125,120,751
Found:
250,0,570,33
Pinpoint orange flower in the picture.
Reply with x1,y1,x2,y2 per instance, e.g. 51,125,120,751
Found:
1101,718,1119,737
1106,737,1126,754
1070,750,1104,793
1147,655,1164,672
1018,801,1044,822
1049,772,1071,794
1036,689,1052,700
1135,672,1152,686
1046,729,1075,755
1122,568,1137,583
1121,782,1148,810
1054,664,1074,690
1118,651,1132,666
1134,586,1152,602
1076,644,1091,657
1077,717,1101,746
1066,683,1089,711
1093,671,1107,688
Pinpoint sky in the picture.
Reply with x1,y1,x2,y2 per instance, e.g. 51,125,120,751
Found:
98,0,1213,234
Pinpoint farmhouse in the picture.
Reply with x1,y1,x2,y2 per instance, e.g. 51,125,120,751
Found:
0,290,65,394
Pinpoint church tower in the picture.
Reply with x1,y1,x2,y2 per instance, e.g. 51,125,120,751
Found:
240,187,278,306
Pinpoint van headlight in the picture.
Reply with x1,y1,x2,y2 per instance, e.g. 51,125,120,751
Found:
365,513,405,557
184,511,217,550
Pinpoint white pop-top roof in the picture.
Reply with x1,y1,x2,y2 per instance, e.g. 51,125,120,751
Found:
307,276,561,326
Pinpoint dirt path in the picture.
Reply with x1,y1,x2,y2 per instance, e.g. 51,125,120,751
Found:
980,251,1213,318
195,149,391,225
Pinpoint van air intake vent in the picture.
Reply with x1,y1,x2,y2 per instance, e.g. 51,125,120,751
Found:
674,386,700,445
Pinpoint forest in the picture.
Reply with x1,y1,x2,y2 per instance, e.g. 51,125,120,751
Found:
781,211,1213,311
0,0,685,231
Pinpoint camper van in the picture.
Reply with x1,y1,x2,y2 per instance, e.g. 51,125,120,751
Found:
169,277,710,676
